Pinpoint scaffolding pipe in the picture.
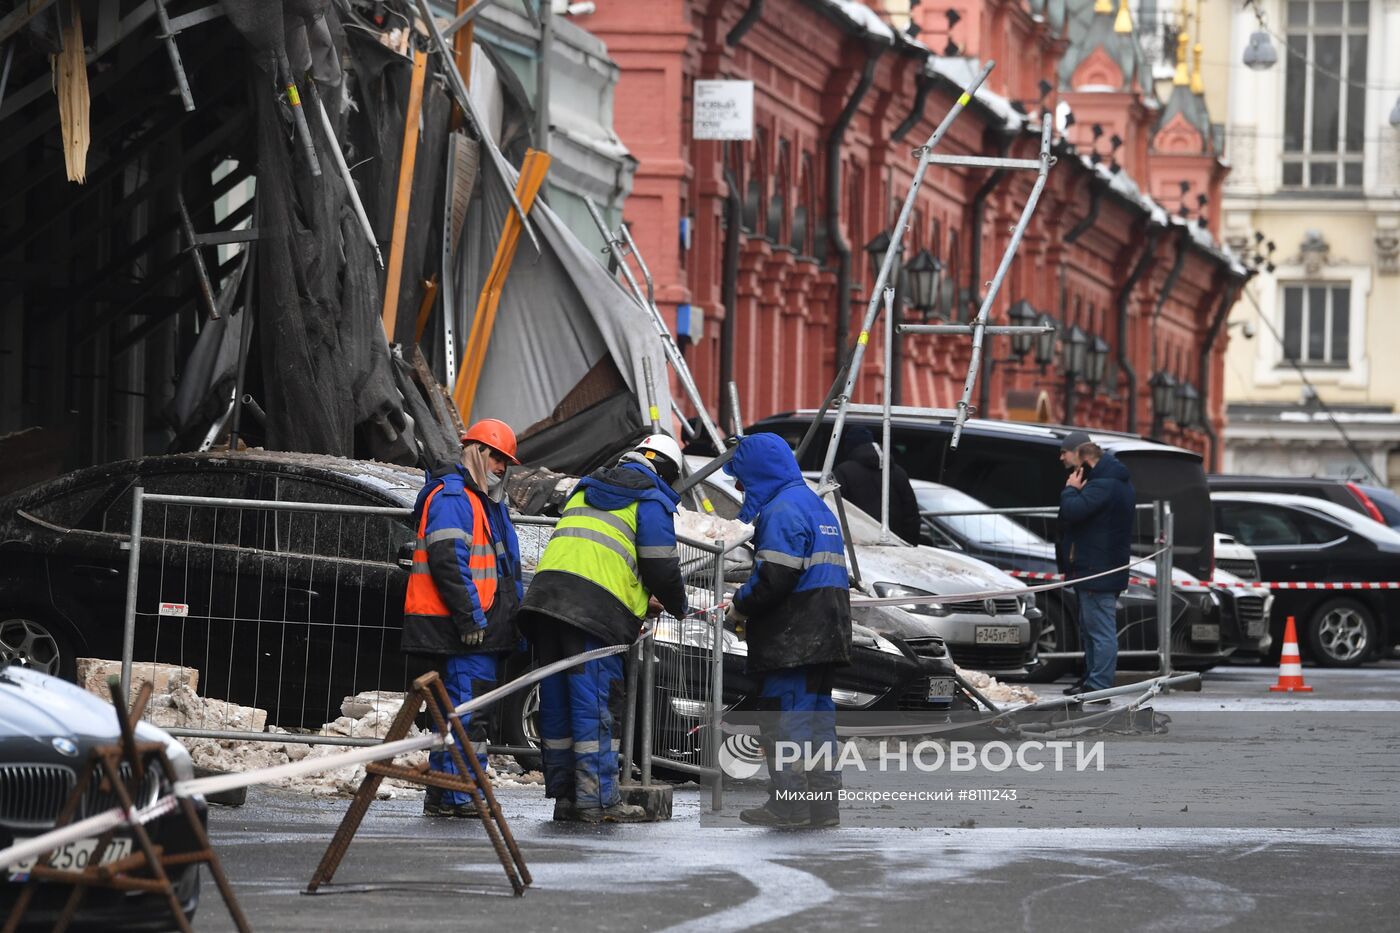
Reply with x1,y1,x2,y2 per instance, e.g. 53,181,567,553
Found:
816,61,994,489
879,286,894,543
950,117,1054,450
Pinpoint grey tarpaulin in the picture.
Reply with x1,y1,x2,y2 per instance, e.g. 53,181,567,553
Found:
452,150,672,473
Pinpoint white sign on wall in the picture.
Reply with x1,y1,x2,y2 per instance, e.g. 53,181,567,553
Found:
693,80,754,141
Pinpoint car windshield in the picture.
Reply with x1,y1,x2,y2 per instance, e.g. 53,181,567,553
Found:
1286,496,1400,545
913,485,1049,546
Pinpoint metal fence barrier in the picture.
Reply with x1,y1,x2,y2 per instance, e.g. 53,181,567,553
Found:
119,489,730,808
915,501,1177,676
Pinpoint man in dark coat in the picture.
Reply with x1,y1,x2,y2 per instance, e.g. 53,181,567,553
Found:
833,426,921,544
1058,440,1136,694
725,433,852,827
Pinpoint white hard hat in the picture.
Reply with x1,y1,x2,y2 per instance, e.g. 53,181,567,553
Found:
632,433,684,479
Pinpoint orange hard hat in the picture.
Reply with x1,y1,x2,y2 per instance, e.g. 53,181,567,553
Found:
462,418,520,464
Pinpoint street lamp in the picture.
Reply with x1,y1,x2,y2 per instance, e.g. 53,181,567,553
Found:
1174,381,1200,427
1034,312,1058,367
1061,325,1088,380
905,249,943,317
1007,300,1037,358
1243,31,1277,70
864,231,894,290
1085,334,1110,388
1149,370,1177,434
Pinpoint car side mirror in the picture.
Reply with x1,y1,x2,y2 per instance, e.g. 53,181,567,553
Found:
397,540,415,569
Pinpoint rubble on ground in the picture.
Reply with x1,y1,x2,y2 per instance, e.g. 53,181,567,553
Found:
956,667,1039,704
674,510,752,546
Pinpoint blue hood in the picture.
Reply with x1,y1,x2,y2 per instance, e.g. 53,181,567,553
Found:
575,462,680,513
725,433,806,523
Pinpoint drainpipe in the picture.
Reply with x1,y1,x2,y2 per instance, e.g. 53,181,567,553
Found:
972,131,1014,416
891,70,934,143
726,0,764,46
1115,221,1165,434
1198,277,1244,471
719,147,742,432
1150,228,1191,374
1063,176,1105,245
826,43,884,365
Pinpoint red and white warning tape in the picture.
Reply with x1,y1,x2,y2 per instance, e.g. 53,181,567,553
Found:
1006,570,1400,591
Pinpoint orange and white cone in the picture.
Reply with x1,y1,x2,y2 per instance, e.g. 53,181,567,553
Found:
1269,616,1313,693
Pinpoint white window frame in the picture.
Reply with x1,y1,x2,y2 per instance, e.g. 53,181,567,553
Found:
1280,0,1369,191
1278,281,1351,366
1251,262,1370,388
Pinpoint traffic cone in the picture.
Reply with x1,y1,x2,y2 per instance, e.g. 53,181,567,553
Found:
1269,616,1313,693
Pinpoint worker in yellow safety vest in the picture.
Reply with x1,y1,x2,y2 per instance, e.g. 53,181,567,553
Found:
516,434,690,823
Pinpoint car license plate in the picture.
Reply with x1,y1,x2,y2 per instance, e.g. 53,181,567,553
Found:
1191,624,1220,643
7,837,134,880
926,678,956,700
1246,621,1268,638
975,625,1018,645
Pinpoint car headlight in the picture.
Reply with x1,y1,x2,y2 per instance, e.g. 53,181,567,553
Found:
871,582,948,616
653,618,744,655
873,633,905,656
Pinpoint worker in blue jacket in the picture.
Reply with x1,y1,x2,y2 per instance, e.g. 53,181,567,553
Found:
724,433,851,827
518,434,689,823
402,419,524,817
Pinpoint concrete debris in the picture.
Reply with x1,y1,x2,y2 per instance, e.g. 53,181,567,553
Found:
956,667,1040,705
77,658,198,705
144,685,269,735
674,510,752,547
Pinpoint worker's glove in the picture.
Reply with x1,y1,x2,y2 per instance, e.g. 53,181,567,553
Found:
461,627,486,648
725,604,747,640
646,596,664,619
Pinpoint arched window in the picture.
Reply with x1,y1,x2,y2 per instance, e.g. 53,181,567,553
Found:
791,153,814,256
769,139,790,244
743,127,768,236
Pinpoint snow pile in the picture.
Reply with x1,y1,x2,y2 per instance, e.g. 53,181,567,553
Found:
675,510,751,547
956,667,1039,704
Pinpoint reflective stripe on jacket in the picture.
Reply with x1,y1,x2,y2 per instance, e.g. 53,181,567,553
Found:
536,490,648,618
405,483,498,617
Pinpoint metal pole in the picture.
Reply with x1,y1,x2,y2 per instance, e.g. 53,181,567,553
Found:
534,0,551,153
584,197,727,454
276,50,321,177
711,548,726,812
152,0,194,111
1155,502,1174,678
227,245,256,450
727,381,744,437
639,633,655,787
619,642,640,787
313,87,383,267
642,357,662,431
879,287,894,543
175,190,220,322
949,117,1054,450
831,487,862,587
120,487,145,705
816,61,994,489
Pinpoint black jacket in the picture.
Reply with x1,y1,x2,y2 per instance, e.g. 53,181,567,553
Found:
833,443,921,545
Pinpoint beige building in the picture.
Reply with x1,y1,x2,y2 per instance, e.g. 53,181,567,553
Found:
1218,0,1400,487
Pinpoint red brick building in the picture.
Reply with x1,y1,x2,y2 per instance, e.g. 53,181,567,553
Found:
586,0,1243,464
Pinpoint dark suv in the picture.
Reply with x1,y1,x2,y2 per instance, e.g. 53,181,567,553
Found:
1209,474,1400,529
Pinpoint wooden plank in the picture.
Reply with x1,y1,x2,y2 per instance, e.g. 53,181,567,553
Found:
380,48,428,344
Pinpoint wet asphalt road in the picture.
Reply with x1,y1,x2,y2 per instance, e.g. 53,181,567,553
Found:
196,662,1400,933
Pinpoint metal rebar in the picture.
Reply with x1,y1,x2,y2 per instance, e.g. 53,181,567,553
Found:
120,487,144,705
816,61,994,489
585,196,728,454
152,0,195,111
950,116,1054,450
313,87,382,267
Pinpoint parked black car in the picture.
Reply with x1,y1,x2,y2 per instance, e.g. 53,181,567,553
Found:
1,662,207,930
0,452,425,727
911,480,1238,677
750,407,1216,581
1212,492,1400,666
1209,474,1400,530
